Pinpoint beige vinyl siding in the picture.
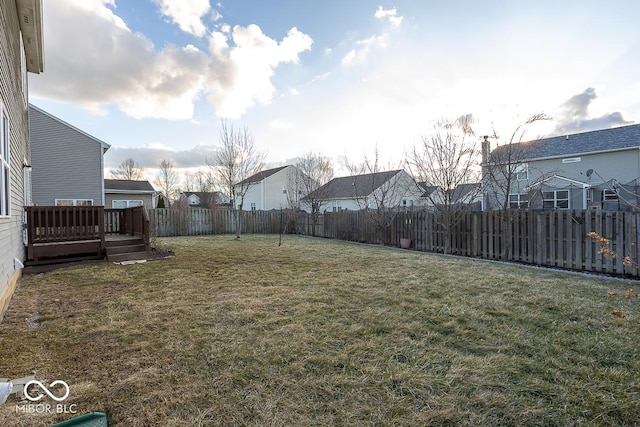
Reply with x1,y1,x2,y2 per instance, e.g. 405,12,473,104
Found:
0,0,30,318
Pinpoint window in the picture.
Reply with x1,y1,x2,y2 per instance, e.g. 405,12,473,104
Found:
250,202,256,211
56,199,93,206
542,190,569,209
602,189,619,201
111,200,142,208
512,163,528,181
0,106,10,217
508,193,529,209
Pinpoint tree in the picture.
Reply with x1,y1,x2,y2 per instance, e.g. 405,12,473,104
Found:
343,147,416,243
153,159,179,202
290,152,334,235
110,157,144,180
207,120,265,238
481,113,552,212
406,116,481,254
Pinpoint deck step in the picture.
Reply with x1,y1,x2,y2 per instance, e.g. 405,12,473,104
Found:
105,237,145,248
105,243,147,255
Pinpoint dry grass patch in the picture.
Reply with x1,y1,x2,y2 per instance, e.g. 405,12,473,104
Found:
1,235,639,426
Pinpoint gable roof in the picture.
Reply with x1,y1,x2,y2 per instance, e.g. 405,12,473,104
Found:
29,104,111,152
306,170,402,200
104,179,155,192
489,123,640,162
237,165,289,186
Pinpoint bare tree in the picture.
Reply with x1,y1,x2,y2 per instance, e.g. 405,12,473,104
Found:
207,120,265,238
110,157,144,180
183,172,195,192
290,152,334,235
406,116,481,254
343,147,416,243
482,113,552,212
194,169,216,192
153,159,179,202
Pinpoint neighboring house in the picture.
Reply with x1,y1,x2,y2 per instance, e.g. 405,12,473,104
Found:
482,124,640,211
303,170,425,212
236,165,304,211
1,0,44,320
179,191,230,208
104,179,157,209
450,183,483,212
30,104,110,206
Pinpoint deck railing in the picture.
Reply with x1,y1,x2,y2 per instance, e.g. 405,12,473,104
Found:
25,206,150,263
26,206,105,243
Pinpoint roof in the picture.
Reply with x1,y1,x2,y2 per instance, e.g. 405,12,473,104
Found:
29,104,111,151
16,0,44,73
306,170,402,200
181,191,223,199
489,123,640,162
104,179,155,192
237,165,289,186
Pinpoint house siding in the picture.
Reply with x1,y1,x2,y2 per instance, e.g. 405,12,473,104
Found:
0,1,30,319
105,193,154,209
487,148,640,210
241,166,295,210
30,106,106,206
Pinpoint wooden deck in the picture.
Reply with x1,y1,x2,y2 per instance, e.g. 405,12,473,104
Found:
25,206,150,266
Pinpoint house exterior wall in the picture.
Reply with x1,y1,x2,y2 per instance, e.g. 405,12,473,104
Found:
484,148,640,210
105,192,155,209
0,1,31,319
30,106,106,206
240,166,295,210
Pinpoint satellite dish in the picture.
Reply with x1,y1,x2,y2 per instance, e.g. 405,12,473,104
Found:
586,169,593,177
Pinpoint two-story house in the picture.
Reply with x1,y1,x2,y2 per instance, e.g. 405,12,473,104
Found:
236,165,304,211
30,104,110,206
1,0,44,320
482,124,640,211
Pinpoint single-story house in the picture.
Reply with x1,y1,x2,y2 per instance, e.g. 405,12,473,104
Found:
104,179,158,209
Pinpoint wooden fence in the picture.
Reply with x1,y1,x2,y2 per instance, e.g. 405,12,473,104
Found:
149,208,640,277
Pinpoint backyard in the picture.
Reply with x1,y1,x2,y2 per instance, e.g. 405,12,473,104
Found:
0,235,638,426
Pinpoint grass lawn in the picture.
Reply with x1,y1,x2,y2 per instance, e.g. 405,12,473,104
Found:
1,235,639,426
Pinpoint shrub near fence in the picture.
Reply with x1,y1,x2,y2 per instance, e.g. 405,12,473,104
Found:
149,208,640,277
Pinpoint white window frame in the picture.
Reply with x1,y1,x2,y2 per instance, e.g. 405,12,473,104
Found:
602,189,619,201
250,202,256,211
0,103,10,217
20,33,27,102
542,190,569,210
112,200,142,208
55,199,94,207
513,163,528,181
508,193,529,209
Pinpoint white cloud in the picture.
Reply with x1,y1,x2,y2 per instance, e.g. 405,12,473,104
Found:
289,88,300,96
30,0,313,121
205,25,313,118
374,6,403,28
270,120,294,129
342,35,386,65
153,0,212,37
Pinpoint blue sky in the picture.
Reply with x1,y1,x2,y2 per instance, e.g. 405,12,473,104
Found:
30,0,640,182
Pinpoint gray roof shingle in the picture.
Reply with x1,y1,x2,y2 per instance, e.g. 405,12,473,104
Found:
237,165,289,186
104,179,155,192
305,170,402,200
489,123,640,162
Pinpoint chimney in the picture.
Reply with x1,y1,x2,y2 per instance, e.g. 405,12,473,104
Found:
481,135,490,163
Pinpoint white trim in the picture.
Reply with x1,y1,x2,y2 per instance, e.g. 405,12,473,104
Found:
111,200,143,208
0,102,11,218
55,199,93,206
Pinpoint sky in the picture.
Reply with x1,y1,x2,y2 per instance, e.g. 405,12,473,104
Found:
29,0,640,183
